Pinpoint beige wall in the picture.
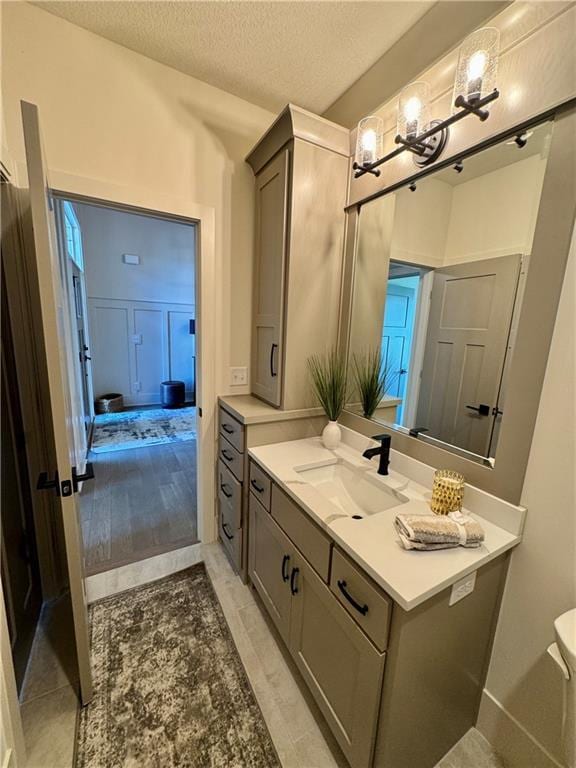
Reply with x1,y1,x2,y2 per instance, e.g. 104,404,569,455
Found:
1,1,275,397
478,226,575,767
444,154,547,264
391,178,452,267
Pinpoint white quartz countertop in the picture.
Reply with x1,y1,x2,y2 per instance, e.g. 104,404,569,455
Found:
248,432,524,611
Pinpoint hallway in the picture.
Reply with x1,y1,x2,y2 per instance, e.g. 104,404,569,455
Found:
79,440,198,575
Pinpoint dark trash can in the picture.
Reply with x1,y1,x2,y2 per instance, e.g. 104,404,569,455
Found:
161,380,185,409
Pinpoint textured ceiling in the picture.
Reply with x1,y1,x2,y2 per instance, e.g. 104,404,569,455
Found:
34,1,433,113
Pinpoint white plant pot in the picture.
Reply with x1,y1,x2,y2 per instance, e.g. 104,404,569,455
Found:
322,420,341,450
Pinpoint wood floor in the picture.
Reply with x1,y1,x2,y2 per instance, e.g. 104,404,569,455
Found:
79,440,198,575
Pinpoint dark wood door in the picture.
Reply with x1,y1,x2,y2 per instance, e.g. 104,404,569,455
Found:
1,266,43,692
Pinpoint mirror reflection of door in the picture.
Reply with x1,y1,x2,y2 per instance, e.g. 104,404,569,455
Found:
416,255,522,456
382,269,419,424
346,119,553,464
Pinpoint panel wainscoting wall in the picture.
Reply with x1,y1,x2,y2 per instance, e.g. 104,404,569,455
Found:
88,297,195,406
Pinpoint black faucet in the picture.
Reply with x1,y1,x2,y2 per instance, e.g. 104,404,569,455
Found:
362,434,391,476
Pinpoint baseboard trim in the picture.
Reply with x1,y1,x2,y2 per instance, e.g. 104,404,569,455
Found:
477,689,565,768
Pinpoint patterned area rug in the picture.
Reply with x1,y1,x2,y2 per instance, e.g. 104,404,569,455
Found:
91,407,196,453
76,564,281,768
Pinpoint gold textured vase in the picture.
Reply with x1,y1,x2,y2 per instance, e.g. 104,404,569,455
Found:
430,469,465,515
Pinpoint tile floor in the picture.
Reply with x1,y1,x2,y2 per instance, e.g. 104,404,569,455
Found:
20,596,80,768
20,543,505,768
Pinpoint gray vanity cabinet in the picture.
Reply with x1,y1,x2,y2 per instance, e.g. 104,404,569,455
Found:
248,475,386,768
289,553,386,768
248,493,294,644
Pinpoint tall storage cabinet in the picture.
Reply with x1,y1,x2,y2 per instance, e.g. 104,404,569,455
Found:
246,105,349,410
252,149,289,406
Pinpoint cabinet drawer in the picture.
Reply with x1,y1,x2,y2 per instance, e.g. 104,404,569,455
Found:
219,498,242,571
218,434,244,482
219,407,245,453
218,461,242,529
330,548,392,652
249,461,272,511
271,484,331,582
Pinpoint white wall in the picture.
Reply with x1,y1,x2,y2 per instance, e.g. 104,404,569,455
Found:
74,203,196,405
1,1,275,398
75,203,195,305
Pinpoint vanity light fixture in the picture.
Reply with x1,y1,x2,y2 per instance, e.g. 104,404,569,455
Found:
352,26,500,179
453,27,500,119
396,82,449,168
354,115,384,177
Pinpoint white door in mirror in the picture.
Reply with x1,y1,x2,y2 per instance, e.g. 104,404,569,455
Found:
449,571,477,606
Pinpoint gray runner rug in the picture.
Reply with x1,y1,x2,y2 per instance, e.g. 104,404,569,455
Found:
75,564,280,768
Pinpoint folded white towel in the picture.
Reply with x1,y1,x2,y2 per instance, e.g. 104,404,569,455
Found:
395,511,485,551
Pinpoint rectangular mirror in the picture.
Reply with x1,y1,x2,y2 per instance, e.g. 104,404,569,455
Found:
346,120,554,466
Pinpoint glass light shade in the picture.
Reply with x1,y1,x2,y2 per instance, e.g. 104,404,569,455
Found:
354,116,383,167
453,27,500,109
397,82,430,141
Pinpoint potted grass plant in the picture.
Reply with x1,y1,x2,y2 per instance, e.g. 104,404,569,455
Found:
307,348,347,449
351,349,397,419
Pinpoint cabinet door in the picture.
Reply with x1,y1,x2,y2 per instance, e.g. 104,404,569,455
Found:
289,554,386,768
248,494,293,644
251,149,289,407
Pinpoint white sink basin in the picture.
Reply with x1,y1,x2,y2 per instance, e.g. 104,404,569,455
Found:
294,459,408,518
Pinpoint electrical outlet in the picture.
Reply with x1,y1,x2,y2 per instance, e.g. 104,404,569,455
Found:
449,571,477,606
230,367,248,386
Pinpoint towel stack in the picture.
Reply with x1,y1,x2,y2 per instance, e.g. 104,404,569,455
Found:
394,510,485,551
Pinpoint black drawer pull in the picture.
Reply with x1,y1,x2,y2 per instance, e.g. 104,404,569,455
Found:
221,449,234,462
222,521,234,540
220,483,233,499
251,479,265,493
281,554,290,582
337,580,368,616
290,567,300,595
222,423,235,434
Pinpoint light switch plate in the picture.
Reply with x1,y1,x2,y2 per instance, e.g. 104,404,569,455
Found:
123,253,140,265
230,367,248,386
449,571,477,606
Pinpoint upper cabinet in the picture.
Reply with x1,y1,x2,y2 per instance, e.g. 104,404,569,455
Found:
246,105,349,410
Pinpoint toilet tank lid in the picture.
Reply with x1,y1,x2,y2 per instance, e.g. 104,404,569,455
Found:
555,609,576,669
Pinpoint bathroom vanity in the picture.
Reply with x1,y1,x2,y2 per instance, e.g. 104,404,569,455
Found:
246,427,525,768
217,395,326,577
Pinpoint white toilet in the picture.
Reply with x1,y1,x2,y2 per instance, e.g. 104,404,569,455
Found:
548,608,576,768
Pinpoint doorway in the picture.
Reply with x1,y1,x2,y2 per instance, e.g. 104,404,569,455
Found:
381,261,429,426
54,196,200,575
